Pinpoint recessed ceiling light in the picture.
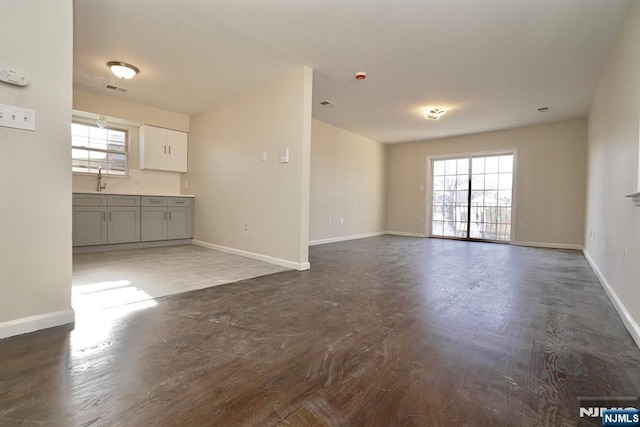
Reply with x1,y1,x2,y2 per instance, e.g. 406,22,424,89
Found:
424,108,447,120
107,61,139,79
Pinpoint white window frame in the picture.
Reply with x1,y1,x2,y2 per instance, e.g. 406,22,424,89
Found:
71,117,130,177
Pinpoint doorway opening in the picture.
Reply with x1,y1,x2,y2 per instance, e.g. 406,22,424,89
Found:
430,153,514,242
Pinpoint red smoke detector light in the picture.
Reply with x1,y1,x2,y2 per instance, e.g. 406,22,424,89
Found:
355,72,367,80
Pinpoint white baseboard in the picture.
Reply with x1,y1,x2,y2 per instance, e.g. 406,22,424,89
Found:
0,309,75,340
386,231,428,238
511,240,583,250
309,231,386,246
583,249,640,350
191,240,310,271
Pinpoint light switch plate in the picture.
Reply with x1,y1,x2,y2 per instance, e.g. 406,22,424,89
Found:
279,147,289,163
0,103,35,131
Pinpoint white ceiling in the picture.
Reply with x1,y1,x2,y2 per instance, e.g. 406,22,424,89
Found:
73,0,629,143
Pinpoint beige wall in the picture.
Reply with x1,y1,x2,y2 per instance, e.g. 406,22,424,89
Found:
585,1,640,342
73,89,189,131
0,0,74,335
72,90,189,195
386,119,587,247
310,120,386,242
186,67,313,269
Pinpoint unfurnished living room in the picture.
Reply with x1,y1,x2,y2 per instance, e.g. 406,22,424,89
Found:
1,0,640,426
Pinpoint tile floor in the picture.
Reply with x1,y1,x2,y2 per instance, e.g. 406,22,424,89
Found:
72,244,289,311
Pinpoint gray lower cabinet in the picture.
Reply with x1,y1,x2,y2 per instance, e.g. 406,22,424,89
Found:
168,197,193,239
107,206,141,244
168,206,192,239
73,206,107,246
73,194,140,246
141,206,168,241
141,196,193,241
74,193,192,247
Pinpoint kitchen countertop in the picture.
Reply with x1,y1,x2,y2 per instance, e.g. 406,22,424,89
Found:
73,192,195,197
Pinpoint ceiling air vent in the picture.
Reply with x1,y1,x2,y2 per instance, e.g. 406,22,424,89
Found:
537,106,551,112
104,83,128,93
319,100,337,106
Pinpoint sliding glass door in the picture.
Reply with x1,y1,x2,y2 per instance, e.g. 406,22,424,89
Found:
431,153,514,242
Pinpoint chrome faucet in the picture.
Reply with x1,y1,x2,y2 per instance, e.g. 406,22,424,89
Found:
97,167,107,192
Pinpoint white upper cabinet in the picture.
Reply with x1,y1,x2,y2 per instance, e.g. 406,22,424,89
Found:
139,125,188,173
166,129,188,172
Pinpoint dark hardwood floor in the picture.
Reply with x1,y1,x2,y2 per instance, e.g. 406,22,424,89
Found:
1,236,639,426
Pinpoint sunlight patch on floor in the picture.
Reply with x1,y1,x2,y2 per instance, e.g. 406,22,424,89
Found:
72,280,157,312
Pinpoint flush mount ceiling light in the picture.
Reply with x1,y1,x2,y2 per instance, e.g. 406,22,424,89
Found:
107,61,139,79
424,108,447,120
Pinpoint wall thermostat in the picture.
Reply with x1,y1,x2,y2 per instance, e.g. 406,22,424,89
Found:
0,68,29,87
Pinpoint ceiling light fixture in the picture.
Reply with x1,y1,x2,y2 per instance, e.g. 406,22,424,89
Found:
107,61,139,79
96,116,107,129
424,108,447,120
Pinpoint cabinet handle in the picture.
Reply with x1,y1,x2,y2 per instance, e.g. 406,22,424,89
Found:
109,212,112,222
169,211,172,220
164,211,166,220
164,145,167,154
168,145,171,155
103,212,106,222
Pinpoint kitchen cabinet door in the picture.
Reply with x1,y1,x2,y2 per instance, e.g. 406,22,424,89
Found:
167,206,192,239
107,207,141,244
166,130,188,172
139,125,169,171
141,206,168,241
73,206,107,246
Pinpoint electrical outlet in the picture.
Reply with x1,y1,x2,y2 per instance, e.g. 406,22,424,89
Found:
242,223,248,233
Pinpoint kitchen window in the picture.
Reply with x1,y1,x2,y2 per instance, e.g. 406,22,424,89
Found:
71,122,128,176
